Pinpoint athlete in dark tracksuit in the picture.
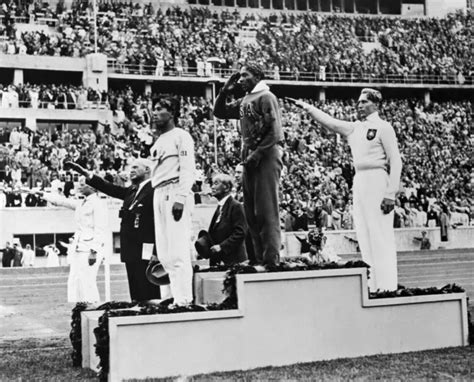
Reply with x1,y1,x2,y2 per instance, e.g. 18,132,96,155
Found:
214,65,283,266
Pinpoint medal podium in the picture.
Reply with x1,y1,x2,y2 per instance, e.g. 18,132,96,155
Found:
81,267,469,380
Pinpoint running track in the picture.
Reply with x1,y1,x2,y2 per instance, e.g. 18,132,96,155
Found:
0,248,472,341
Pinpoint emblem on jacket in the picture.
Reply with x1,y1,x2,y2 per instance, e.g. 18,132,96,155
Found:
366,129,377,141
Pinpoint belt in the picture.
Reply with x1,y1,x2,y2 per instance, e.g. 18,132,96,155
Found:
155,176,179,189
355,165,387,173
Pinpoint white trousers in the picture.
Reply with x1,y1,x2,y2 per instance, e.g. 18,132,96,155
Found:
153,185,194,305
353,169,398,292
68,250,102,303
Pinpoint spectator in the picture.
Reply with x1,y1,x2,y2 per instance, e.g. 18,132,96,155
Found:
44,244,60,267
3,6,471,85
1,241,14,267
12,240,23,267
313,199,329,230
0,88,470,232
22,244,35,267
414,231,431,250
440,204,450,242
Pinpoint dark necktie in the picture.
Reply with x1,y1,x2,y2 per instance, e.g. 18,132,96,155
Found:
127,185,139,210
215,205,222,223
212,205,222,229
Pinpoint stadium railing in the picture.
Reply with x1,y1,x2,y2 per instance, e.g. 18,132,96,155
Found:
107,61,473,85
0,101,109,110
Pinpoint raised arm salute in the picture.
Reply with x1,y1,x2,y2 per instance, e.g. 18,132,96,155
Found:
288,89,402,292
38,178,108,302
65,159,161,302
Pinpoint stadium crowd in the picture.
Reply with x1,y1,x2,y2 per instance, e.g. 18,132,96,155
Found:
0,83,106,108
1,4,472,82
0,89,472,231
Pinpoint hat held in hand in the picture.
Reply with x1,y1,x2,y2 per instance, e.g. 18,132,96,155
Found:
194,230,213,260
146,262,170,286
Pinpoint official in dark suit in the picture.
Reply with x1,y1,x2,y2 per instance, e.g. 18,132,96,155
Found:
65,159,160,301
234,163,256,264
2,241,14,267
196,174,247,266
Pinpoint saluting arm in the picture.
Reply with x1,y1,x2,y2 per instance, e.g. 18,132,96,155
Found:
213,92,241,120
87,175,128,200
213,73,242,120
286,98,354,137
40,192,79,210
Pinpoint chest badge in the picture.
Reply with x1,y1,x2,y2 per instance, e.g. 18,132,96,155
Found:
366,129,377,141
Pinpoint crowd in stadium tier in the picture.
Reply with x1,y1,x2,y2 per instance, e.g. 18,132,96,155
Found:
0,83,107,108
0,91,472,229
1,4,472,81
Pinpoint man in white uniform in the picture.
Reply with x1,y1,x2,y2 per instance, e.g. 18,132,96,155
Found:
288,89,402,292
149,97,196,306
39,178,108,302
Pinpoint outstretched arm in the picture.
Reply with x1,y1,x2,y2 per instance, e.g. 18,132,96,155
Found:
87,175,128,200
65,161,127,200
286,98,355,137
39,192,79,210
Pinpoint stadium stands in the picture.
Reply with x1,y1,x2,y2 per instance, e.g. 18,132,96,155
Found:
1,5,472,84
0,2,472,230
0,87,471,229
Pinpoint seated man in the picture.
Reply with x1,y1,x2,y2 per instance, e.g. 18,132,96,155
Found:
195,174,247,266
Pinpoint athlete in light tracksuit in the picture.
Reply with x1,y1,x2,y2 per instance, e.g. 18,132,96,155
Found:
149,97,196,305
287,89,402,292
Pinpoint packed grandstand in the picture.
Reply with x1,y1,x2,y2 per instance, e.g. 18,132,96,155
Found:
1,3,472,82
0,0,472,232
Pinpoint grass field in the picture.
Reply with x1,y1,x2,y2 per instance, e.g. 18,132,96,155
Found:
0,337,472,381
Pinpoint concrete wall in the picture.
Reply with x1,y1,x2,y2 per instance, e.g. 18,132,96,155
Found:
286,226,474,256
101,268,468,380
83,54,108,92
425,0,467,16
0,203,215,257
0,107,113,129
0,55,85,72
0,53,108,92
1,204,472,256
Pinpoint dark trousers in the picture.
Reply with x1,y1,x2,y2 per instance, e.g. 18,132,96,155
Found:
125,260,161,301
2,253,13,267
245,233,256,265
243,145,282,266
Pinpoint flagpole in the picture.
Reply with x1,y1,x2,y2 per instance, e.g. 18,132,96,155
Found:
93,0,98,53
211,82,218,165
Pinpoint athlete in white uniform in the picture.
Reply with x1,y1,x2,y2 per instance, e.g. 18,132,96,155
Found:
149,98,196,305
287,89,402,292
39,179,108,302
